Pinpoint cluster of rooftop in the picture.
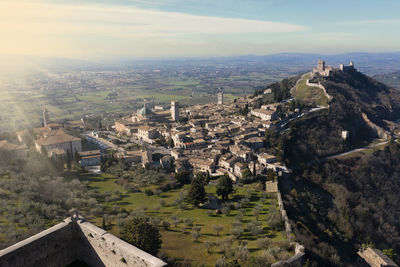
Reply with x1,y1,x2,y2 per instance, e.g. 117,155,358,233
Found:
114,92,288,181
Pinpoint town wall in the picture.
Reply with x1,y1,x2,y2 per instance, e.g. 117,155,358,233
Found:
272,184,305,267
0,218,166,267
306,79,333,103
361,112,389,139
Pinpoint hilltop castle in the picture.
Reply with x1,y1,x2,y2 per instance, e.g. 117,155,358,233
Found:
313,59,355,77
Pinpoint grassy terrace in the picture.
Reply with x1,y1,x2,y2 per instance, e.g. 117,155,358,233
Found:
65,171,291,265
292,74,329,107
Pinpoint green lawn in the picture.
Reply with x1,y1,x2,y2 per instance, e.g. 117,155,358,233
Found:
75,171,290,266
292,74,329,107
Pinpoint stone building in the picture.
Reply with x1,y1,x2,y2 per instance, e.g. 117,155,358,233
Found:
136,126,159,144
35,129,82,155
313,59,333,76
141,149,153,168
171,100,179,121
218,92,224,105
340,61,356,71
79,150,101,167
357,247,398,267
132,102,153,122
251,108,277,121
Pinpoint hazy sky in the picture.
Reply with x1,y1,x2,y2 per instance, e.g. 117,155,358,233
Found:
1,0,399,59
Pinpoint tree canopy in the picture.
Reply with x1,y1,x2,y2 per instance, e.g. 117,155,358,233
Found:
186,175,207,207
121,216,162,256
216,174,233,201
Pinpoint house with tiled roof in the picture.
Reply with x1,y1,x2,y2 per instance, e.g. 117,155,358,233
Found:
35,129,82,155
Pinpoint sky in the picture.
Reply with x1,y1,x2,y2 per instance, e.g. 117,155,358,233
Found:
0,0,399,60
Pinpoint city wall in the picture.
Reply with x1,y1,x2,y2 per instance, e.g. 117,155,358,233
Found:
0,218,166,267
306,79,333,102
272,182,305,267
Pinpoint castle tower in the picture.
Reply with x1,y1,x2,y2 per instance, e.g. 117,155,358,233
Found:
43,107,49,127
349,61,354,67
317,59,326,72
218,92,224,105
171,101,179,121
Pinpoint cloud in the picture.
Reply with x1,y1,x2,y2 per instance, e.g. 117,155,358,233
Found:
0,1,305,58
336,19,400,26
316,32,356,42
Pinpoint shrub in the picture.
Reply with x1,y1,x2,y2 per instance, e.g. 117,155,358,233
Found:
212,224,224,236
144,189,154,196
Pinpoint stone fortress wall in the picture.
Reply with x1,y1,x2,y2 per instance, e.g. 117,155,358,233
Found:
306,79,333,103
271,183,305,267
0,217,166,267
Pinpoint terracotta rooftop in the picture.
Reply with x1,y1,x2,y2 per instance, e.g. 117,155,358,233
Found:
0,140,27,151
35,130,81,146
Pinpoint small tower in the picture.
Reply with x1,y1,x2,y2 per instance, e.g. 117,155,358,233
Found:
317,59,326,72
349,61,354,67
43,107,49,127
218,92,224,105
141,147,153,168
171,101,179,121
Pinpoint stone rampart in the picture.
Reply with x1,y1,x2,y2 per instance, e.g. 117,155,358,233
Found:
306,79,333,102
78,220,166,267
0,219,79,267
271,243,305,267
273,179,305,267
0,218,166,267
361,112,389,139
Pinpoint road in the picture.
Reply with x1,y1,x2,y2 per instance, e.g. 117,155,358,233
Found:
324,140,390,160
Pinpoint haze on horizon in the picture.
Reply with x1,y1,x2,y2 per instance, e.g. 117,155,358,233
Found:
0,0,399,61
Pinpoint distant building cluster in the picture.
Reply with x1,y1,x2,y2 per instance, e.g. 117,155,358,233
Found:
113,92,287,181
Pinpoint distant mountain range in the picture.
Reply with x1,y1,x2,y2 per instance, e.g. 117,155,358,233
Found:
1,52,400,77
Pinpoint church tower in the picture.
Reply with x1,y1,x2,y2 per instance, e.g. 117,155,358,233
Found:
43,107,49,127
218,92,224,105
171,101,179,121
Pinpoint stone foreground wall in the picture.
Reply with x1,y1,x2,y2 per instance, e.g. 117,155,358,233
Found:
0,218,166,267
78,220,166,267
0,219,79,267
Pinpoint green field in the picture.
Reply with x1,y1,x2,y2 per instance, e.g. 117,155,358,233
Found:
64,171,291,265
292,74,329,107
0,81,237,133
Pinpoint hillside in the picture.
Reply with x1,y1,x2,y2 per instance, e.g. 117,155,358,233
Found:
278,68,400,265
291,73,330,107
283,67,400,166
